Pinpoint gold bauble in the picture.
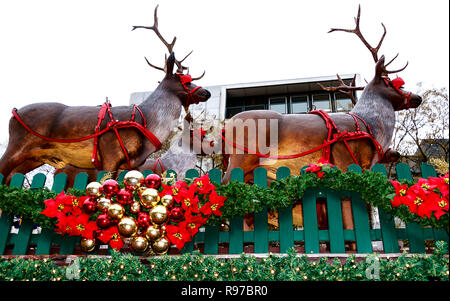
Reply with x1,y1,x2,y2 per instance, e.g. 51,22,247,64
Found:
140,188,160,208
149,205,169,225
97,197,112,211
151,236,170,255
130,201,141,213
108,203,125,220
130,236,149,253
145,224,162,241
160,194,173,207
220,222,230,232
86,182,102,198
118,217,137,237
124,170,144,190
80,238,96,252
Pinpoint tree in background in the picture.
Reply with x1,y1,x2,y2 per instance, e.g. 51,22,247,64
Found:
389,84,449,176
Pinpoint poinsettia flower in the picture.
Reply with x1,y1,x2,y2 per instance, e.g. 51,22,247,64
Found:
193,174,216,195
435,198,449,220
200,190,226,216
389,180,410,207
177,185,200,213
97,226,124,250
69,213,98,238
160,181,189,203
305,164,321,173
429,174,449,199
318,157,334,167
166,222,192,251
317,171,325,179
184,210,207,237
54,214,75,236
41,197,67,220
405,188,441,219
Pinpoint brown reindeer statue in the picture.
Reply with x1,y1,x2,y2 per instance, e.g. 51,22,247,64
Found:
220,5,422,230
0,6,211,184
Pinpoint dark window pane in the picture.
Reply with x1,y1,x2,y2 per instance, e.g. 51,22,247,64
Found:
226,107,244,118
269,97,287,114
312,94,331,112
291,95,309,113
245,104,266,111
335,93,354,112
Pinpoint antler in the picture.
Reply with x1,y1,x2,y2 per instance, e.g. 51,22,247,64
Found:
132,5,191,73
328,5,408,75
317,74,364,105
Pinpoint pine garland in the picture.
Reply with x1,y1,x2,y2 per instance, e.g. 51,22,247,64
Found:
0,242,448,281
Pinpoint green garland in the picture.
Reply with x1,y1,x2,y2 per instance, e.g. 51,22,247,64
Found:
0,242,448,281
0,167,448,232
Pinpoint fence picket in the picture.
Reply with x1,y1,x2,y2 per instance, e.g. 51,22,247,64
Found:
12,173,46,255
326,189,346,253
180,169,195,254
202,169,222,254
35,172,68,255
277,167,293,253
0,174,25,255
371,164,400,253
303,181,320,254
253,167,268,253
228,168,245,254
396,163,425,253
73,172,88,190
347,165,373,253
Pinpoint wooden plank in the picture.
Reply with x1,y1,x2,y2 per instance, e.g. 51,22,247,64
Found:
253,167,269,253
12,173,46,255
326,189,346,253
73,172,88,190
203,169,221,254
0,174,3,184
117,170,128,183
347,164,372,253
228,168,245,254
180,169,197,254
142,170,153,177
35,172,68,255
303,189,320,253
396,163,425,253
371,164,399,253
0,174,24,255
277,167,293,253
96,171,108,182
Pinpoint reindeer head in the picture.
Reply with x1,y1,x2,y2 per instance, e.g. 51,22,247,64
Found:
327,5,422,111
133,5,211,110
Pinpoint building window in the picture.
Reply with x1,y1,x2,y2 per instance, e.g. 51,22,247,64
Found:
335,92,354,112
291,95,309,113
225,106,243,118
312,94,331,112
269,97,287,114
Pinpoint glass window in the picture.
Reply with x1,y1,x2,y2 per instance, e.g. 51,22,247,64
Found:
335,92,354,112
226,106,244,118
312,94,331,112
291,95,309,114
244,104,266,111
269,97,287,114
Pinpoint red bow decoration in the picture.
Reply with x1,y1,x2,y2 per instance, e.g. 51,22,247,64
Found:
391,77,405,89
177,73,193,85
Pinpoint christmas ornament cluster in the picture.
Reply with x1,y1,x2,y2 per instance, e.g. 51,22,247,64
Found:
41,170,226,255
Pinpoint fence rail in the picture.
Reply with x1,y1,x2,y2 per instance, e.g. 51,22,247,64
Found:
0,163,448,256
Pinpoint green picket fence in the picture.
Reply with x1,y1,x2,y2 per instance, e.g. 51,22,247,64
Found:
0,163,448,256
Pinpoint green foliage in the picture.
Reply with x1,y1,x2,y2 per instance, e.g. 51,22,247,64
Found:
0,242,448,281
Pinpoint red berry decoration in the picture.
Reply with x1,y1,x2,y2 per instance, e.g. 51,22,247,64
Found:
137,212,151,228
101,179,120,197
116,188,133,205
96,214,112,229
144,174,161,189
82,198,97,214
170,207,184,222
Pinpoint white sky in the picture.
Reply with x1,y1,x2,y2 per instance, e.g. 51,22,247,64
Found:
0,0,448,141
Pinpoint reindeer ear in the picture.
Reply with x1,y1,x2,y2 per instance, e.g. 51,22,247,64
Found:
165,52,176,76
375,55,386,79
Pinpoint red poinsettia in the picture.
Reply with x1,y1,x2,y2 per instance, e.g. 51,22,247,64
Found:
184,210,207,237
193,174,216,195
305,158,333,178
70,213,98,238
160,180,189,203
389,180,410,207
166,222,192,251
97,226,124,250
177,185,200,213
200,190,226,216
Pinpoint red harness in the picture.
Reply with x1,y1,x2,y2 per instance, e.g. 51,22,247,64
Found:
12,102,162,170
220,110,385,164
384,77,412,111
176,73,202,107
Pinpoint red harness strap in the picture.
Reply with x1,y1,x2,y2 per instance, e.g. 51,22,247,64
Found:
152,157,165,174
12,102,162,170
220,110,385,164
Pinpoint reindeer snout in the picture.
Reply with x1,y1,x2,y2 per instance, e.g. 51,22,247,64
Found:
413,95,422,106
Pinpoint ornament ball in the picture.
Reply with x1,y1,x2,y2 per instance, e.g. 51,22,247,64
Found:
96,214,112,229
140,188,160,208
118,217,138,237
130,236,149,253
150,205,169,225
82,198,97,214
116,188,133,205
144,174,161,189
130,201,141,213
97,197,112,212
86,182,102,198
152,236,170,255
80,238,96,253
108,203,125,220
145,224,162,241
101,179,119,197
124,170,144,191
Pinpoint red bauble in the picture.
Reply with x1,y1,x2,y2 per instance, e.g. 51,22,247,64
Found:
101,179,120,197
137,212,151,228
116,188,133,205
82,198,97,214
170,207,184,222
96,214,112,229
144,174,162,189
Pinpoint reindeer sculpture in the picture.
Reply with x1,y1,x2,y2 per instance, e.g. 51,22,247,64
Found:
0,6,210,184
221,6,422,230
